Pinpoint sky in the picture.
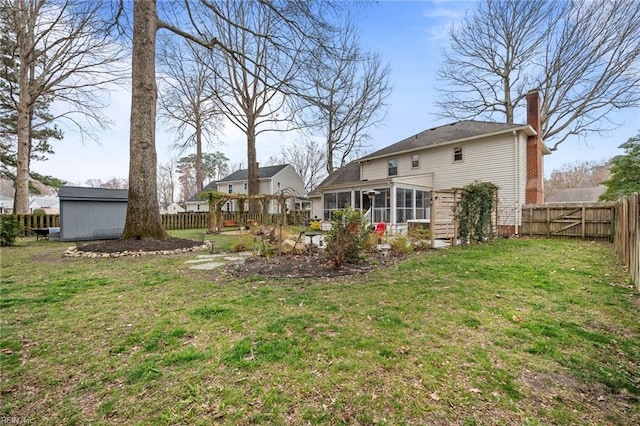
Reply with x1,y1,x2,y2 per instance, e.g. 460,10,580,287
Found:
32,0,640,187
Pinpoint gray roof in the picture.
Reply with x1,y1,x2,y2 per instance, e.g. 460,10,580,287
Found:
58,186,128,201
218,164,289,182
311,162,361,193
359,120,530,161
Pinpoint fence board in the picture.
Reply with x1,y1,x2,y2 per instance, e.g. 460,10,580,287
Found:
521,203,615,241
614,193,639,291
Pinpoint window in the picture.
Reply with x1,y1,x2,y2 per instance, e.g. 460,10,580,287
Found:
243,182,247,191
323,191,352,220
453,147,463,162
416,190,431,220
388,159,398,176
227,184,233,194
277,181,281,190
411,154,420,168
372,188,391,223
396,188,414,223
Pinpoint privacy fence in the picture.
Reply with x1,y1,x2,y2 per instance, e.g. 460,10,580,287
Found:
520,194,639,291
8,211,310,236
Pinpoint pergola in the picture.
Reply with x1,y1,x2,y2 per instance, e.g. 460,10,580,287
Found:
200,190,297,233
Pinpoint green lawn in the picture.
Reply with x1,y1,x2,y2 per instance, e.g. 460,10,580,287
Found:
1,236,638,425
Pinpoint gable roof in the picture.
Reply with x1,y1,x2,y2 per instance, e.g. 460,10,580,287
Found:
58,186,128,202
311,162,361,193
359,120,538,162
218,164,289,182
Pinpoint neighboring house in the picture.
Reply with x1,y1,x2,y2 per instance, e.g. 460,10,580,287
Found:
312,91,551,234
186,164,305,214
545,185,607,203
28,195,60,214
0,196,13,214
161,202,186,214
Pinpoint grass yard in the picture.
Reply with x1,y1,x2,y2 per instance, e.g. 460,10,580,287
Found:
1,235,638,425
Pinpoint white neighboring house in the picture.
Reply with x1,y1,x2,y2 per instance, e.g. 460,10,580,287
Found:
185,164,305,214
160,202,186,214
311,91,550,234
0,196,13,214
28,195,60,214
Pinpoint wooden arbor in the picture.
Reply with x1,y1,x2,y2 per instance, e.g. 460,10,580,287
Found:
200,190,297,233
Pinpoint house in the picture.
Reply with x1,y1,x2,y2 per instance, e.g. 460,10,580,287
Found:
0,195,13,214
58,186,127,241
186,164,305,214
161,202,186,214
311,91,551,234
28,195,60,214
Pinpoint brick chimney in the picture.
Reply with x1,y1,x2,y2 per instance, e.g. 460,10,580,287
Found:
525,90,544,204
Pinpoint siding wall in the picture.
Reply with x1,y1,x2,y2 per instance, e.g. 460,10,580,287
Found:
360,132,528,226
60,201,127,241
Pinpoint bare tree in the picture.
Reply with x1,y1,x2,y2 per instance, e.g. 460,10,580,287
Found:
437,0,640,151
123,0,344,239
296,21,391,173
544,160,610,199
2,0,126,213
157,160,176,207
100,177,128,189
84,179,102,188
266,139,326,194
198,0,314,211
157,36,224,192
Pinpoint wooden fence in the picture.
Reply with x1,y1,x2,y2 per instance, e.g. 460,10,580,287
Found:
520,202,615,241
520,197,639,291
7,214,60,236
5,211,310,236
613,193,639,291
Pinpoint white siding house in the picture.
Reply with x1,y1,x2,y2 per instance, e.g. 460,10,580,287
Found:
187,164,305,214
313,92,550,233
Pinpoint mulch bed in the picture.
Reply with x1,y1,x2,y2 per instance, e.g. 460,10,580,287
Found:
228,252,405,278
78,238,204,254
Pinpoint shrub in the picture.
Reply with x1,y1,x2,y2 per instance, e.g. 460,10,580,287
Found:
0,216,22,247
389,235,412,255
457,181,499,243
407,226,431,252
325,206,368,266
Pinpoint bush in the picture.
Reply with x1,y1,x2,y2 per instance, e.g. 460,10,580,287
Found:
325,207,368,266
0,216,22,247
407,226,431,252
389,235,412,255
457,181,499,243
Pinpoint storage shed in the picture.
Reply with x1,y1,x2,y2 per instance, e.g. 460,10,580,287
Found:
58,186,128,241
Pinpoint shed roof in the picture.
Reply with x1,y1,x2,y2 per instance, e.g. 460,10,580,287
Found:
58,186,128,202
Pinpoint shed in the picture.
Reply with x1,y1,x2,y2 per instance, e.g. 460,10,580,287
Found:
58,186,128,241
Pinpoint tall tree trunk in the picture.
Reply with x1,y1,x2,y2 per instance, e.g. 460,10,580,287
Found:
247,116,259,213
195,118,204,191
13,0,32,214
121,0,168,240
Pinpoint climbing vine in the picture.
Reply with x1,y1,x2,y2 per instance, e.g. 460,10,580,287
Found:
457,182,499,243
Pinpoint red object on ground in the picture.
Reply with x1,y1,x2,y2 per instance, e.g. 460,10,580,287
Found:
375,222,386,236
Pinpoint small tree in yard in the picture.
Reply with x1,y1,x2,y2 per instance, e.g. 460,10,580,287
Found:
0,215,22,246
457,182,499,244
325,206,368,267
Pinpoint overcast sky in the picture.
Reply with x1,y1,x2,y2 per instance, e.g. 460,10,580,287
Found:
33,0,640,186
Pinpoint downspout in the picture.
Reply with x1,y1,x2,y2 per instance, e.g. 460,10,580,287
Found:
513,130,520,235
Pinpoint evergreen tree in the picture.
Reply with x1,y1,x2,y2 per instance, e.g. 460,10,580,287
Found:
600,133,640,201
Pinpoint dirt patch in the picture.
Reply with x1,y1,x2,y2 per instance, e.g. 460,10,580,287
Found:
227,251,405,278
